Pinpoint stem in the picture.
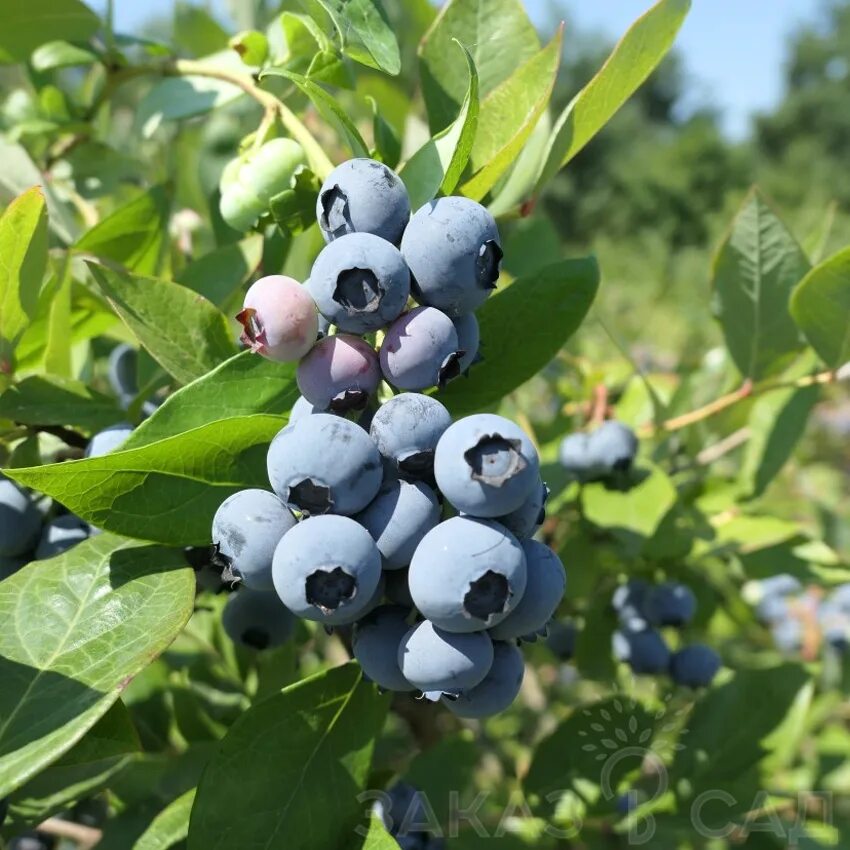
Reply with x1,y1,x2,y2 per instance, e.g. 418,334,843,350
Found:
87,59,334,179
640,368,841,437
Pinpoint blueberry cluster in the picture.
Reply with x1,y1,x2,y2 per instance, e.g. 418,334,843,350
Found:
373,783,444,850
213,158,566,717
611,579,720,687
746,575,850,655
559,420,638,483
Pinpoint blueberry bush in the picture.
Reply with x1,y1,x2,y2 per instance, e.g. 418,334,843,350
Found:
1,0,850,848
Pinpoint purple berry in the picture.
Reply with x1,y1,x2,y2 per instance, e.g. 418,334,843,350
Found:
297,334,381,413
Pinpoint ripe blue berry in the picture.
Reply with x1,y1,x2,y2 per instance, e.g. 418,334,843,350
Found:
494,478,548,539
108,343,138,398
452,313,480,372
352,605,414,691
644,582,696,628
612,620,671,674
587,420,638,475
397,619,493,698
267,414,383,515
434,414,540,518
237,275,318,362
35,515,89,559
401,197,502,317
489,540,566,641
211,489,297,591
612,579,649,623
369,393,452,480
290,394,324,424
443,640,524,718
408,516,527,633
317,158,410,245
380,307,463,390
222,587,296,650
85,423,134,458
272,515,382,625
669,644,721,687
309,232,410,334
0,474,42,557
819,600,850,650
355,479,441,569
0,554,28,581
296,334,381,413
384,567,415,609
545,620,578,660
771,617,804,653
558,432,604,482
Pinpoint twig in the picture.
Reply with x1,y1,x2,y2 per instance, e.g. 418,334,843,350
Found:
695,426,751,466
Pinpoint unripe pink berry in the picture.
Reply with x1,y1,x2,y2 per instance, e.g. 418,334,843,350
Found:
297,333,381,412
237,275,318,362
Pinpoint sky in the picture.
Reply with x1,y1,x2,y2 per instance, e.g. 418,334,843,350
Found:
97,0,825,139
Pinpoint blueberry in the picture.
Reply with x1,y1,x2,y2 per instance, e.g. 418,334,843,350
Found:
290,394,325,424
612,620,671,674
493,478,548,539
272,515,382,625
401,197,502,317
369,393,452,480
211,489,297,591
745,574,803,623
384,567,415,609
316,158,410,245
352,605,414,691
452,313,480,372
8,832,56,850
308,232,410,334
771,617,803,653
819,601,850,650
266,414,383,515
828,583,850,613
558,432,603,483
380,307,463,390
587,420,638,475
545,620,578,660
408,516,527,633
0,474,42,557
669,644,721,688
296,333,381,413
222,587,296,650
355,479,441,569
611,580,649,623
434,414,540,518
644,582,696,628
108,343,138,398
397,619,494,698
443,640,524,718
757,593,791,624
489,540,566,641
237,275,318,362
35,515,89,559
374,783,437,843
0,554,28,580
85,422,134,457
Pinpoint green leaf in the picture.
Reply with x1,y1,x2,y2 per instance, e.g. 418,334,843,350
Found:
368,96,401,169
122,353,298,449
359,815,401,849
175,235,263,308
0,375,124,434
462,28,562,201
712,188,810,380
43,265,73,377
317,0,400,75
0,187,48,366
670,665,810,791
437,257,599,416
261,69,370,158
269,169,321,236
0,535,194,798
400,41,478,208
6,414,283,545
581,463,678,546
0,0,100,64
74,186,171,276
89,264,237,386
137,52,248,137
31,39,97,71
738,378,819,500
418,0,540,133
790,245,850,369
134,788,196,850
8,701,139,825
534,0,691,194
188,663,389,850
229,30,269,66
